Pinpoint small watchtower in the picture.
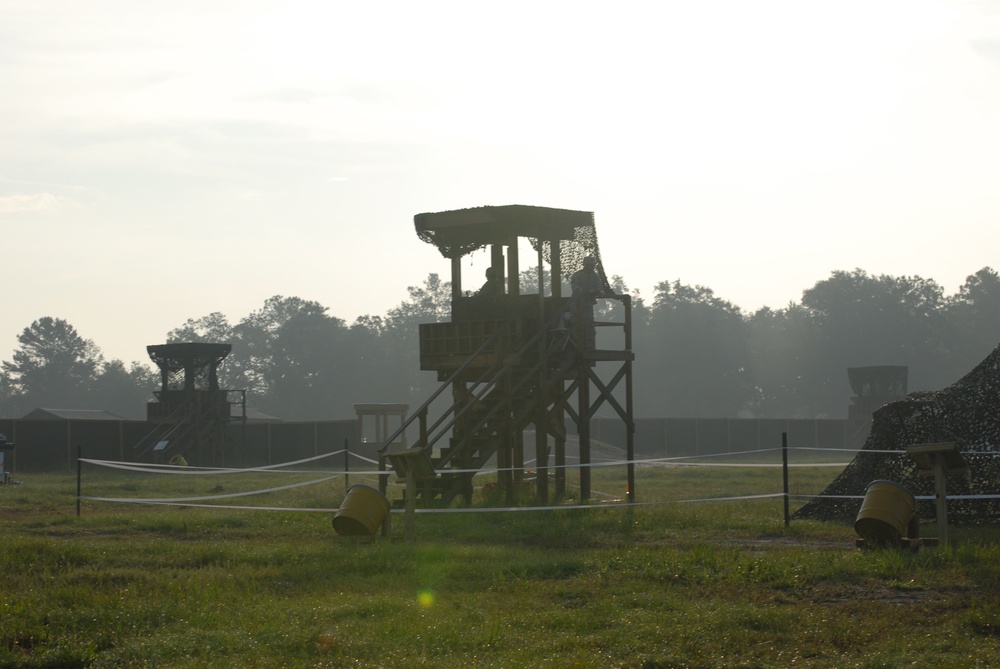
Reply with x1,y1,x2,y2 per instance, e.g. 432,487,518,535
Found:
848,366,908,420
144,342,233,465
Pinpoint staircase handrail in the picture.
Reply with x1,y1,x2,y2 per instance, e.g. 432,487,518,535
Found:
135,395,229,459
376,321,519,456
133,401,195,458
430,308,567,469
409,336,525,457
435,292,633,469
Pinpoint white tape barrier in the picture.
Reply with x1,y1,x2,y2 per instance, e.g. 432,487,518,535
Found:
79,450,351,474
84,474,341,504
79,446,1000,480
77,446,1000,512
80,488,1000,513
81,448,856,479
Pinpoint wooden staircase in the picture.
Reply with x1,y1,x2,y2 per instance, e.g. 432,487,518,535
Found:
382,301,629,507
137,392,230,465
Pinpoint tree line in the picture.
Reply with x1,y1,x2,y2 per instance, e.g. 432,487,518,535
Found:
2,267,998,421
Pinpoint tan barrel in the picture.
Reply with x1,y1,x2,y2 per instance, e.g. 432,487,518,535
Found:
854,480,915,544
332,484,390,536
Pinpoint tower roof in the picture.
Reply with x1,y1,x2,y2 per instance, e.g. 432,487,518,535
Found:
415,205,594,258
147,342,231,373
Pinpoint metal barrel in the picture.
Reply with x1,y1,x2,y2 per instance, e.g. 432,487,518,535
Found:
332,484,390,536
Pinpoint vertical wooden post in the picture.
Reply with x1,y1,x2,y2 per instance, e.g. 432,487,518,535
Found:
266,422,272,465
555,431,566,498
535,416,548,503
782,432,790,527
906,443,965,546
451,256,462,302
499,372,514,505
355,410,363,459
76,444,82,518
344,438,350,491
934,465,948,544
579,365,591,502
624,295,635,503
513,423,524,495
405,467,416,542
9,421,16,476
491,244,505,289
506,242,519,296
551,238,566,499
378,451,387,495
536,241,549,504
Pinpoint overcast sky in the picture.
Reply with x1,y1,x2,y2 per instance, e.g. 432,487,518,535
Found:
3,0,999,367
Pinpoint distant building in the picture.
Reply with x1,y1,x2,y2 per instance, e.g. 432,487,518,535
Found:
21,408,125,421
232,406,282,423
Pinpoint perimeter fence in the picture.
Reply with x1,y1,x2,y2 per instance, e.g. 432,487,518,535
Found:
0,416,871,472
72,434,1000,527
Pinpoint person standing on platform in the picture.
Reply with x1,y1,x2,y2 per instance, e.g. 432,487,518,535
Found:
477,266,504,296
570,256,605,349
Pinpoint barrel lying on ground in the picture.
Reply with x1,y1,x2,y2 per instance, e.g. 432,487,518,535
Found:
854,480,915,545
332,484,390,536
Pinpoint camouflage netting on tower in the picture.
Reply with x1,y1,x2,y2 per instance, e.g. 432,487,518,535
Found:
795,342,1000,524
536,225,613,295
414,204,613,294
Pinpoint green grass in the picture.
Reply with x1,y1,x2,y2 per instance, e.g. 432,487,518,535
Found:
1,463,998,668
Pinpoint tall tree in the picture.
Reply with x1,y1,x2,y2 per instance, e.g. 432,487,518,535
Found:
166,312,233,344
1,317,103,415
89,359,158,420
265,302,351,420
639,281,751,417
343,315,402,405
380,274,453,403
384,273,452,333
801,269,948,408
944,267,1000,377
0,371,16,417
225,296,339,417
745,304,823,417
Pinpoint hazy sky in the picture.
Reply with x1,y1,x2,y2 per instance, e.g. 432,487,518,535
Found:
3,0,999,367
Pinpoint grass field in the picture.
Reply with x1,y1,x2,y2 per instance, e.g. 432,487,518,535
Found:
1,455,999,668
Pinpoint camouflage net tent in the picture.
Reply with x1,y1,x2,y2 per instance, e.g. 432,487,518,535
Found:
796,342,1000,524
414,204,613,294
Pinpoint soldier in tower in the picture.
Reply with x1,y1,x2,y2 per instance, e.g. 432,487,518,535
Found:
570,256,605,349
477,266,504,296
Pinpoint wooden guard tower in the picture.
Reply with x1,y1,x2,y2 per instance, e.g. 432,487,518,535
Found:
380,205,635,505
144,342,233,466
